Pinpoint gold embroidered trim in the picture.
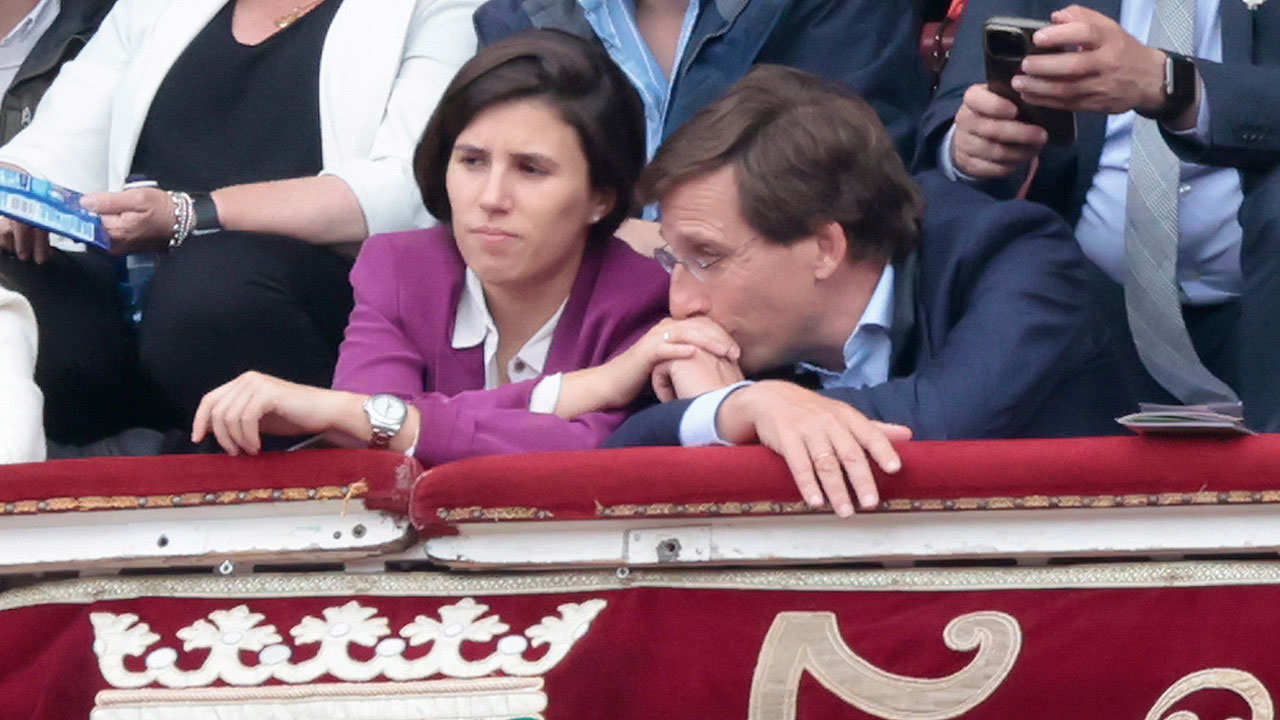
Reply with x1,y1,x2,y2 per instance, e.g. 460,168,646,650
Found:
434,505,554,522
0,479,368,516
573,489,1280,519
597,500,810,518
7,560,1280,613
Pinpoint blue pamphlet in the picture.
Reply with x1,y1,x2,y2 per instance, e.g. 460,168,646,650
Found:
0,167,109,250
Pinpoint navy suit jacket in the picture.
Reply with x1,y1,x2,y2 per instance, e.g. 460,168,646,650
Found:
915,0,1280,222
606,171,1134,447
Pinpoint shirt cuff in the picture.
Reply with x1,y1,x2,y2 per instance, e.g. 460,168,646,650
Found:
677,381,754,447
403,421,421,459
529,373,563,414
1165,74,1211,144
938,125,979,183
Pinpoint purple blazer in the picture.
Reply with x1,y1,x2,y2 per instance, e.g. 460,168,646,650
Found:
332,225,670,466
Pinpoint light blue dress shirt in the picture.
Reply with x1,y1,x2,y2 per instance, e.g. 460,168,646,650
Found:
941,0,1242,305
679,265,896,446
577,0,700,160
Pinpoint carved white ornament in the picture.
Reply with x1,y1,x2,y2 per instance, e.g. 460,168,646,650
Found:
89,597,606,689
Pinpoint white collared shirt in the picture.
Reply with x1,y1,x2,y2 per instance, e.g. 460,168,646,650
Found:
451,267,565,411
679,265,896,446
0,0,58,94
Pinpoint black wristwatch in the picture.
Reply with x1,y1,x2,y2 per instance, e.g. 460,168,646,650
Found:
190,192,222,236
1137,51,1197,124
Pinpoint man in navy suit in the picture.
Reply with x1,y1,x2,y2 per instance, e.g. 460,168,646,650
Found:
606,65,1132,518
915,0,1280,430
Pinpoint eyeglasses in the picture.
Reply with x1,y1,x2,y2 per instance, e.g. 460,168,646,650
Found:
653,240,749,283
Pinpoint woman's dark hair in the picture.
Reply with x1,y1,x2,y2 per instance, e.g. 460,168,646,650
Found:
414,29,646,244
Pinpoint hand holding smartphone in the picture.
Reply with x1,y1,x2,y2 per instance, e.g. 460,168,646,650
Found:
983,16,1077,145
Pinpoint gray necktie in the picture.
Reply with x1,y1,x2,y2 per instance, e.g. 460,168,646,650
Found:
1123,0,1238,404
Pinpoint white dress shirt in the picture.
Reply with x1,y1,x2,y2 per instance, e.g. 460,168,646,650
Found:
0,285,46,464
940,0,1242,305
0,0,58,93
679,265,896,446
451,268,565,410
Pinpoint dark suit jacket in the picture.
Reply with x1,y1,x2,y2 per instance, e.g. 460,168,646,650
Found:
332,226,669,466
915,0,1280,222
1,0,117,144
606,171,1134,447
472,0,930,160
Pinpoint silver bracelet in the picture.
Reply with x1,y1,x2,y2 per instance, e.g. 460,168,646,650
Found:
169,191,194,249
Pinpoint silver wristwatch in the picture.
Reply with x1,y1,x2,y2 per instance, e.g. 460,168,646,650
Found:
362,393,407,449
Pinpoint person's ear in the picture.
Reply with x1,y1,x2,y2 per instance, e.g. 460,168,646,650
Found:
811,221,847,280
588,188,616,225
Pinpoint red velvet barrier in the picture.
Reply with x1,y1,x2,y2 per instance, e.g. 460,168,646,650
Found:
0,449,420,516
410,434,1280,531
3,567,1278,719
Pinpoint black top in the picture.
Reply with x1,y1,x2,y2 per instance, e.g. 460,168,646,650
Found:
129,0,343,192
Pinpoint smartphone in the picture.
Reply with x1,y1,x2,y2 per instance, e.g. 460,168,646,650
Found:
983,16,1077,145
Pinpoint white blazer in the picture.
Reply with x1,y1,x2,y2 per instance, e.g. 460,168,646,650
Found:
0,285,44,464
0,0,481,235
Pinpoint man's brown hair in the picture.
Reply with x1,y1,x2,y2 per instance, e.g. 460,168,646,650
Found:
639,64,923,263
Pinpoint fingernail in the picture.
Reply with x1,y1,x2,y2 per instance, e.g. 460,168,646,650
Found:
836,503,854,518
806,494,823,507
885,459,901,473
80,196,98,211
1011,76,1026,91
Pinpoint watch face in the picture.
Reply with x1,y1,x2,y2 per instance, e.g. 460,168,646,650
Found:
370,394,406,424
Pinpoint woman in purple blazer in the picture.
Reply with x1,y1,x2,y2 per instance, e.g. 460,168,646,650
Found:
190,30,739,464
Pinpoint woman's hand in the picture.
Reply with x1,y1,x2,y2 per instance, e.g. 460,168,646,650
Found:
192,371,359,456
652,347,745,402
80,188,176,253
554,317,741,419
0,216,51,263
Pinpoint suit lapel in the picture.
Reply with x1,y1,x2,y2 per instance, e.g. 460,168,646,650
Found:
546,242,604,372
1220,0,1254,64
888,251,919,377
432,255,486,395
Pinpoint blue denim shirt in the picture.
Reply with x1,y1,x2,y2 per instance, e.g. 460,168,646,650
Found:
577,0,699,160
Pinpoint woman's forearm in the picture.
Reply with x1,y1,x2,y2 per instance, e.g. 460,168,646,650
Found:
319,389,421,454
554,364,630,420
212,174,370,245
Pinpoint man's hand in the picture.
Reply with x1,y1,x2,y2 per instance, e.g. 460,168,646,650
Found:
1014,5,1170,117
81,188,177,254
716,381,912,517
652,346,744,401
952,83,1050,178
0,217,51,263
